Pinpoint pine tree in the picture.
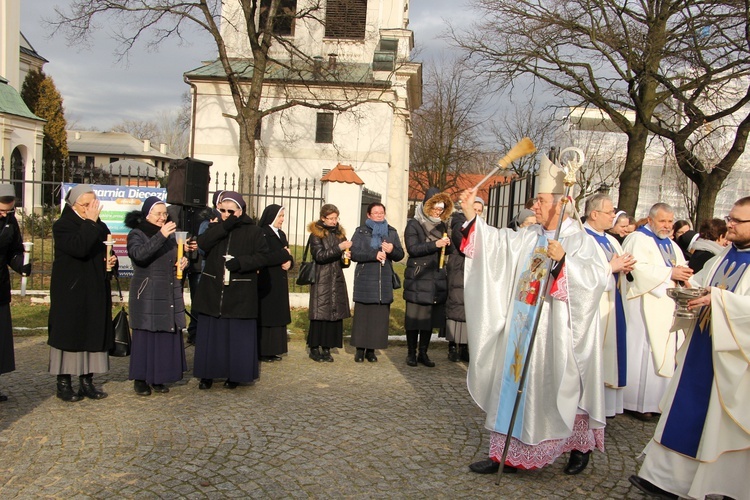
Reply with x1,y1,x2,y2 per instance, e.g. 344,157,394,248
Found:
21,70,69,205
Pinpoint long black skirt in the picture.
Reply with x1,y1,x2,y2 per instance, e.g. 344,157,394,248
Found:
129,329,187,385
259,325,288,357
404,302,445,331
0,304,14,375
194,314,259,384
307,320,343,348
350,303,390,349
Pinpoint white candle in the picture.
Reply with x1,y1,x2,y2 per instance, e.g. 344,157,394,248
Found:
20,242,33,297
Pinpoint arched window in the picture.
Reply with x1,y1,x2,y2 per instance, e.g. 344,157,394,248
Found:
10,148,24,208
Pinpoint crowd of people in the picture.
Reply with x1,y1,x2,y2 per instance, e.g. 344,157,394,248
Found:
0,175,748,498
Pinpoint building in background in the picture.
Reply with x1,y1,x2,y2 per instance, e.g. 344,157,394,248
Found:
184,0,422,232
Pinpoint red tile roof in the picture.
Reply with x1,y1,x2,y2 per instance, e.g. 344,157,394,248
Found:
408,171,514,202
321,163,365,185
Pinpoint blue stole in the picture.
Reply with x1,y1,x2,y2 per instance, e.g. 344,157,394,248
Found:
586,228,627,387
660,245,750,457
636,225,677,267
494,234,550,436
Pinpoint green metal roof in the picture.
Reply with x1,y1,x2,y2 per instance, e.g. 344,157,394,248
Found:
0,76,44,121
184,58,390,88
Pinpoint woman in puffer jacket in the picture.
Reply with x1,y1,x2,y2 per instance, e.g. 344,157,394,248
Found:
306,204,351,362
402,188,453,367
349,202,405,363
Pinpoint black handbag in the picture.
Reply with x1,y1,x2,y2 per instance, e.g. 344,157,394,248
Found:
296,240,316,286
110,275,131,357
391,268,402,289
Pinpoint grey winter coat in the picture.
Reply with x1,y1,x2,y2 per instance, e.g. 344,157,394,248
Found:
307,221,351,321
350,223,405,304
126,223,186,333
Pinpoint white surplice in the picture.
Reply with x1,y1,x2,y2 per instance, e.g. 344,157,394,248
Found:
621,229,686,413
639,245,750,500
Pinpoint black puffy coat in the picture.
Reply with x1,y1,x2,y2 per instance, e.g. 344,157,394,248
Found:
125,214,186,333
0,214,24,306
258,205,294,327
48,205,114,352
194,214,273,319
350,223,405,304
307,221,351,321
445,213,467,322
403,190,454,306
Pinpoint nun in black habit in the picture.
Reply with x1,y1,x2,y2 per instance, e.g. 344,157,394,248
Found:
257,204,294,362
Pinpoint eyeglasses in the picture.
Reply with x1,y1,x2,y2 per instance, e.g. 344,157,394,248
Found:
219,209,236,215
724,215,750,226
0,209,15,216
150,212,168,220
595,209,616,216
324,215,339,222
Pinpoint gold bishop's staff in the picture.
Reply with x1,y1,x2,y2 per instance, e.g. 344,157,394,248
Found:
495,147,584,483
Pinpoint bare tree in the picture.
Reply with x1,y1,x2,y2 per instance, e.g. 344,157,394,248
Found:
490,98,555,176
409,59,486,199
453,0,750,220
51,0,404,199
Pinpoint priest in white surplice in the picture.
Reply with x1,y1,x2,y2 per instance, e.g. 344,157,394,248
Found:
583,194,635,417
630,196,750,500
621,203,692,419
463,156,609,476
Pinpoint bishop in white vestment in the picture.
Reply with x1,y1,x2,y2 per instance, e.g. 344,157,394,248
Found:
463,157,609,475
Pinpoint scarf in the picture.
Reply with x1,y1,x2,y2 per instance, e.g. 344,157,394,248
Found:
365,219,389,249
139,219,162,237
414,204,441,240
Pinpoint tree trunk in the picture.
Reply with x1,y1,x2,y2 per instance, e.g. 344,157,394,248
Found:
693,175,723,227
616,123,649,215
236,120,257,217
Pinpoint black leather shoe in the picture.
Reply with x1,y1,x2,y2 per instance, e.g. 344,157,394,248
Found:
459,344,470,362
134,380,152,396
468,458,516,474
564,450,591,475
628,475,678,499
56,375,82,402
260,355,274,362
224,380,238,389
199,378,213,390
354,349,365,363
309,347,322,362
79,374,108,400
406,354,417,366
365,350,377,362
271,355,283,361
417,351,435,367
151,384,169,393
321,348,334,362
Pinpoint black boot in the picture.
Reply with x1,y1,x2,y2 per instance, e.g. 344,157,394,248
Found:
364,349,377,362
56,375,83,402
78,374,108,400
459,343,470,362
406,331,418,366
564,450,591,475
417,332,435,367
309,346,322,362
448,341,459,362
354,348,365,363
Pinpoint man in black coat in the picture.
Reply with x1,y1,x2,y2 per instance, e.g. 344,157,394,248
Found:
48,185,117,402
0,184,29,402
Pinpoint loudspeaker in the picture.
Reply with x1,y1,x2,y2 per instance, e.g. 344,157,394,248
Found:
167,158,213,207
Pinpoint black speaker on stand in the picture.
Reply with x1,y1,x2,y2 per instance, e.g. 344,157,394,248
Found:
166,157,213,207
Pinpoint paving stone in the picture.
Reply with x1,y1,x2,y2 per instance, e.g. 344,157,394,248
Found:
0,336,660,498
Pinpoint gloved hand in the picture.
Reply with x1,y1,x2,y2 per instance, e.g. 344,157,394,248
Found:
222,215,241,232
225,258,241,272
21,263,31,276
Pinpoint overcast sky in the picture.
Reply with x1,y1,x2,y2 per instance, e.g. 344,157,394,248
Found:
20,1,473,131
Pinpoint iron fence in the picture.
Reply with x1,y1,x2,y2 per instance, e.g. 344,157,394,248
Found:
2,158,324,293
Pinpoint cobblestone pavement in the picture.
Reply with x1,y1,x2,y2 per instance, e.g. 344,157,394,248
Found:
0,335,655,499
